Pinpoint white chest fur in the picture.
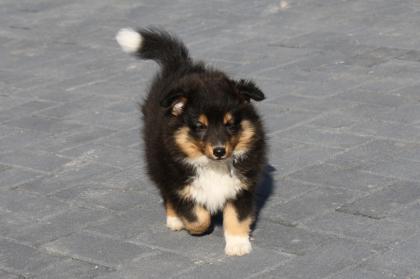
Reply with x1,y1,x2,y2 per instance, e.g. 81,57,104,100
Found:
186,159,243,213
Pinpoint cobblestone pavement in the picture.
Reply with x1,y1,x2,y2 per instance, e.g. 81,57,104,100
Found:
1,0,420,278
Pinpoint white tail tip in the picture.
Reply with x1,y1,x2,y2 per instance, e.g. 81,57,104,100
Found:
115,28,142,54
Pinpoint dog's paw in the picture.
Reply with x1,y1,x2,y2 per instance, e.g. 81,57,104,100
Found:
115,28,142,53
224,234,252,256
166,216,184,231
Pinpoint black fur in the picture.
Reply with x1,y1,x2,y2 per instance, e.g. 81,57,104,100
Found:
126,27,266,230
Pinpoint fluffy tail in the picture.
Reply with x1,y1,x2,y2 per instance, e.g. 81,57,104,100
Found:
115,27,191,73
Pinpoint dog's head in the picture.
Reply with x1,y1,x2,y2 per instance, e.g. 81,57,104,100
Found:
161,71,265,163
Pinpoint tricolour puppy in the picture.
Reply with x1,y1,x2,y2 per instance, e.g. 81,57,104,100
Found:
116,27,266,256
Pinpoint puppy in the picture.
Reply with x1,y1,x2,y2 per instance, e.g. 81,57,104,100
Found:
116,27,266,256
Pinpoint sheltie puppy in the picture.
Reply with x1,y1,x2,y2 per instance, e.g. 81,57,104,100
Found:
116,27,266,256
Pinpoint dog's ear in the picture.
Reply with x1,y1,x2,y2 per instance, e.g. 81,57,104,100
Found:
236,79,265,102
160,89,187,116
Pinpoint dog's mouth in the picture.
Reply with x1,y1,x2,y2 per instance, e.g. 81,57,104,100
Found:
209,155,228,161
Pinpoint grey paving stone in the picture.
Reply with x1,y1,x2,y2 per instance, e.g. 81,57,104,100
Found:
339,103,395,122
104,100,139,114
100,163,152,192
172,248,291,279
0,238,60,277
0,128,50,154
38,95,122,121
0,164,11,173
4,115,84,135
304,211,417,245
0,209,34,238
364,158,420,181
0,150,71,173
397,49,420,62
62,73,148,100
86,199,162,240
273,31,363,51
347,119,420,143
12,207,111,246
289,163,397,193
255,239,381,279
35,87,89,103
0,100,58,123
53,183,151,212
260,104,319,134
0,270,22,279
269,94,352,113
366,233,420,273
391,84,420,101
307,112,358,129
261,186,361,225
376,103,420,125
337,90,413,108
353,79,409,93
0,189,68,221
25,126,117,154
132,225,227,262
290,78,363,99
369,59,420,83
266,177,316,204
253,222,333,256
42,231,153,268
96,252,196,279
32,258,113,279
269,137,342,176
251,78,303,100
0,125,20,139
275,125,370,149
327,139,416,169
277,50,347,73
337,180,420,219
59,142,141,170
0,167,43,189
16,161,120,194
0,94,28,111
389,201,420,224
394,144,420,163
94,127,141,149
333,265,415,279
344,47,407,68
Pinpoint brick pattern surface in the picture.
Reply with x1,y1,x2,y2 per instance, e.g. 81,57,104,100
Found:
1,0,420,278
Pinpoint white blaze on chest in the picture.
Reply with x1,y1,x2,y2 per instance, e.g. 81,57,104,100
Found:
187,159,243,213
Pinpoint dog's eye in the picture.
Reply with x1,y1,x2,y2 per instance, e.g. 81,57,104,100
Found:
225,122,238,132
194,122,207,131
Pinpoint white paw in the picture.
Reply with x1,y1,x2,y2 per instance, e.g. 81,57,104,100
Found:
166,216,184,231
115,28,142,53
224,234,252,256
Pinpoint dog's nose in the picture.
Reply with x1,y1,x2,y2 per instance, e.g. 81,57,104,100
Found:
213,147,226,159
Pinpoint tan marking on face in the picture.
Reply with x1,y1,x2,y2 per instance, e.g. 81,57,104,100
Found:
198,114,208,127
223,113,234,125
234,120,255,153
204,143,214,158
181,205,211,235
224,141,234,158
223,202,253,236
174,127,203,159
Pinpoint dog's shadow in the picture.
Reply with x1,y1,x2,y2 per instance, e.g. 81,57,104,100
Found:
212,164,275,231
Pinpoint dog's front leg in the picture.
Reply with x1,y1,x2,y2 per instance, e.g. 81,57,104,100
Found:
223,191,254,256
